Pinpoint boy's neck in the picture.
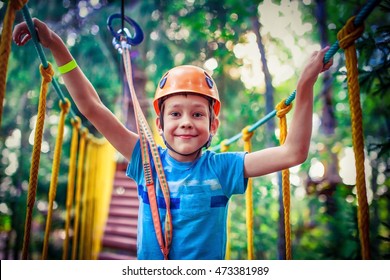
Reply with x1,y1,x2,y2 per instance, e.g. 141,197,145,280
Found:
166,148,202,163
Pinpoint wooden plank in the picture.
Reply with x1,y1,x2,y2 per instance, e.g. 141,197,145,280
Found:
110,197,139,207
102,235,137,251
106,216,138,227
99,166,139,260
109,207,138,218
104,224,138,238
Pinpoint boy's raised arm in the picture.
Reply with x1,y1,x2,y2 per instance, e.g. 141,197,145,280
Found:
13,18,139,161
244,47,332,178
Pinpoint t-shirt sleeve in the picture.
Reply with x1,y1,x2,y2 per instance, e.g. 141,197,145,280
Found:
126,139,142,183
209,151,248,197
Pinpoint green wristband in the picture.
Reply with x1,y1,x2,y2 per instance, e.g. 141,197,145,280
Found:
58,59,78,74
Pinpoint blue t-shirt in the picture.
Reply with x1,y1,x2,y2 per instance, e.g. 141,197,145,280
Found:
126,140,247,260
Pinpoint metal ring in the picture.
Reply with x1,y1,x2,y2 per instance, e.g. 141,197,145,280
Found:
107,13,144,46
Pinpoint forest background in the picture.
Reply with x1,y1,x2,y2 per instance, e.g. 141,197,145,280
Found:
0,0,389,260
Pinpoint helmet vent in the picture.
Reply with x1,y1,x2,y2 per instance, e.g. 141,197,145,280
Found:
204,72,213,89
159,73,168,89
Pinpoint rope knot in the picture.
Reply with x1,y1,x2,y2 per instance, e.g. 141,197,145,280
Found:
220,140,229,152
71,116,82,130
39,63,54,83
337,16,365,50
10,0,28,11
275,98,293,118
242,126,254,142
59,98,71,114
80,127,89,138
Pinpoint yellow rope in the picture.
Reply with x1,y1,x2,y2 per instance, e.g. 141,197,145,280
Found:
219,140,232,259
85,141,98,259
337,16,370,260
91,141,116,260
72,128,88,260
0,0,28,126
91,143,101,260
21,63,54,259
220,140,229,153
79,137,92,259
42,98,71,259
242,126,254,260
63,117,81,260
275,98,293,260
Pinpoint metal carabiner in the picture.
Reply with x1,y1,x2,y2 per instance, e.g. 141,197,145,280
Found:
112,28,133,54
107,13,144,49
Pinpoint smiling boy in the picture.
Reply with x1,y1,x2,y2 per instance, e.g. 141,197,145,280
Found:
13,18,332,260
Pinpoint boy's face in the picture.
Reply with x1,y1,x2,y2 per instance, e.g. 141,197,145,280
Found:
156,94,219,162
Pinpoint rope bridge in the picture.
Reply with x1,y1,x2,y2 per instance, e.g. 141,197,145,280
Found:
0,0,382,260
1,2,116,260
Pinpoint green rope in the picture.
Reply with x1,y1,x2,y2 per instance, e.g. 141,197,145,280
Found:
21,5,78,120
323,0,382,63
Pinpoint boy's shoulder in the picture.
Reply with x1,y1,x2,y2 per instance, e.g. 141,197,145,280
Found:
199,149,247,171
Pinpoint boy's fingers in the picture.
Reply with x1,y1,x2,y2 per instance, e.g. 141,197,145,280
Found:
316,46,330,60
20,33,32,45
321,46,330,53
322,58,333,71
13,23,24,39
13,25,26,45
32,18,45,30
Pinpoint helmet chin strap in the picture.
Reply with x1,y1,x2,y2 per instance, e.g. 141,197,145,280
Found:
162,134,213,158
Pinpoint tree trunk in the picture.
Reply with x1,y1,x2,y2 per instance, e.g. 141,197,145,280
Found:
251,13,286,259
314,0,341,197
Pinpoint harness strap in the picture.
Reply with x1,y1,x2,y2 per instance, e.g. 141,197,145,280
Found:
121,43,172,260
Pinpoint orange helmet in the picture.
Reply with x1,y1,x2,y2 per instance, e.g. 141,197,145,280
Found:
153,65,221,116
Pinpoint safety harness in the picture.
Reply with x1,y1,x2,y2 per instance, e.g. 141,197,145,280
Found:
114,25,172,258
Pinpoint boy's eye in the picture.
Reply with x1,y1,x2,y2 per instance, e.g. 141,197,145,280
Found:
170,112,180,117
193,112,204,118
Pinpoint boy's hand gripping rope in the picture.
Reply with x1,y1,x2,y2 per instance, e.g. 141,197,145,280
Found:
109,14,172,259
